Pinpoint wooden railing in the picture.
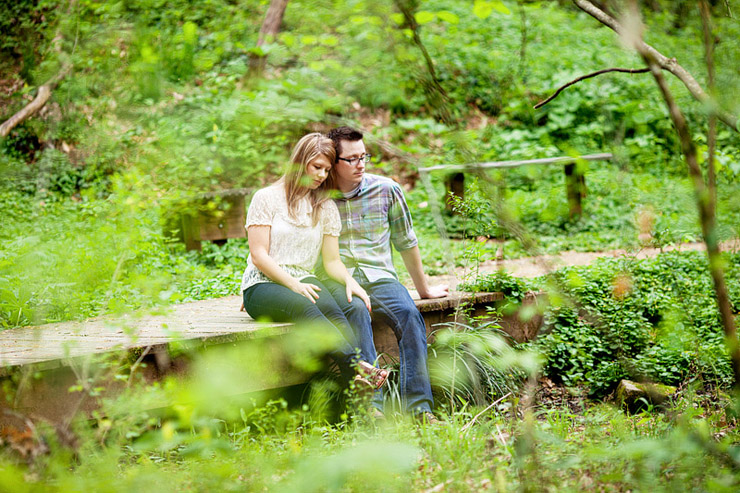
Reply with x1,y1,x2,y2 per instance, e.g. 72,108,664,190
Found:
421,153,613,218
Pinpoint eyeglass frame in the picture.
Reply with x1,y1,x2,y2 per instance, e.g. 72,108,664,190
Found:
337,153,372,166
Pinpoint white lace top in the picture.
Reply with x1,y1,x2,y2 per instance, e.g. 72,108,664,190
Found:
240,183,342,293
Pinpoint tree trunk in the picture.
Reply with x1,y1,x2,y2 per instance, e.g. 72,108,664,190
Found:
249,0,289,75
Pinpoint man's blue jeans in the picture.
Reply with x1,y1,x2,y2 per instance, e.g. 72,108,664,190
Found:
322,275,434,414
242,278,361,381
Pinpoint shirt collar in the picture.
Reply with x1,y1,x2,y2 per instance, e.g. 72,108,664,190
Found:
340,175,367,199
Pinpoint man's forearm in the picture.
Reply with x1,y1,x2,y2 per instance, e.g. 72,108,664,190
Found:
400,246,431,296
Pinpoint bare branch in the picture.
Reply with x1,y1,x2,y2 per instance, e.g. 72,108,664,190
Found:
534,67,650,109
723,0,734,18
631,6,740,389
573,0,739,132
0,64,72,138
700,0,718,213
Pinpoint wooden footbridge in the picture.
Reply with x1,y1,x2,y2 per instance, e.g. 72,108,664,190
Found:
0,291,543,423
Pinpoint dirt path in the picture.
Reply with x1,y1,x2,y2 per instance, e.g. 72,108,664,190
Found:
424,239,740,291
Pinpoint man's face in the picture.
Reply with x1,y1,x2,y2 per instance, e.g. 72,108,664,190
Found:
334,139,366,192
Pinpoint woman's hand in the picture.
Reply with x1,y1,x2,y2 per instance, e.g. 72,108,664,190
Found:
290,280,321,303
346,278,371,312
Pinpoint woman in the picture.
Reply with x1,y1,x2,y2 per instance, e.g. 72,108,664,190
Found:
241,132,387,390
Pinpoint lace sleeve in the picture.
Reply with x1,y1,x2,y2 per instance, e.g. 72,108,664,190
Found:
246,188,274,227
321,200,342,236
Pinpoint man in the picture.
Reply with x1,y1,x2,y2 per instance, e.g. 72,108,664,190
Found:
319,126,448,422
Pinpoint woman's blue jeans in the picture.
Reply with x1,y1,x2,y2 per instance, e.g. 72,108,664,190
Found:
242,277,361,381
322,275,434,414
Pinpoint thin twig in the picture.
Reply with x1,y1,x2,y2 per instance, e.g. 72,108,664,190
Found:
460,392,512,434
534,67,650,109
127,345,153,388
494,423,508,446
723,0,733,18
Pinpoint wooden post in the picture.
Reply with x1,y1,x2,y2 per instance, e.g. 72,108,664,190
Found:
445,172,465,213
181,213,201,251
564,162,586,217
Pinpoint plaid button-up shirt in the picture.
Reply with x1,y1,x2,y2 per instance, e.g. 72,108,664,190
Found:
332,173,418,282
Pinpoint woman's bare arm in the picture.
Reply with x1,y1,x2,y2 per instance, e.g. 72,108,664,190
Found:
321,235,371,311
248,225,321,302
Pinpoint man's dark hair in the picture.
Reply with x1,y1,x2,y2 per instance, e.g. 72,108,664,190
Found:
327,126,364,161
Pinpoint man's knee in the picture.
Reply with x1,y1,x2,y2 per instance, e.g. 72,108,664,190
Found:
347,298,371,318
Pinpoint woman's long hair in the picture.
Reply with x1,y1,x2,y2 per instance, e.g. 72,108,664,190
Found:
281,133,336,225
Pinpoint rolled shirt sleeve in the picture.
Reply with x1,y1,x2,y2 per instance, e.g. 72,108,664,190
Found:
388,181,418,252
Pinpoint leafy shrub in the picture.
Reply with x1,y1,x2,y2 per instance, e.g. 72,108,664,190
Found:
429,320,535,409
460,269,531,302
532,251,740,397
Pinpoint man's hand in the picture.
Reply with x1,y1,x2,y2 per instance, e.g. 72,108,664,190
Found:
419,284,449,299
346,278,372,312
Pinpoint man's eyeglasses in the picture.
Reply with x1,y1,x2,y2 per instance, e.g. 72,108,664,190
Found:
337,154,371,166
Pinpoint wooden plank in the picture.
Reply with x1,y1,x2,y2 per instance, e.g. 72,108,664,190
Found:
0,296,288,369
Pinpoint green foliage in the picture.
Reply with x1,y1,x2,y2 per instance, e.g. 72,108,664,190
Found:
532,251,740,397
461,269,530,302
0,0,57,77
4,351,740,491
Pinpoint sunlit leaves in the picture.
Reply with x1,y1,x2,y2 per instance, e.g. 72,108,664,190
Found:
473,0,511,20
436,11,460,25
414,10,436,25
411,10,460,25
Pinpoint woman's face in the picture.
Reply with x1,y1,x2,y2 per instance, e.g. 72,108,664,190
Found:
304,154,332,189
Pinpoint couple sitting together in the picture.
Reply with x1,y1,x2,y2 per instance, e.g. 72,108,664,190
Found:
240,126,448,422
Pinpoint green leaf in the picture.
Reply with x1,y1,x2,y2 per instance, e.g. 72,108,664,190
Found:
414,11,436,25
279,32,295,47
182,21,197,44
390,13,405,25
320,35,338,46
492,1,511,15
436,11,460,24
247,45,265,56
473,1,493,19
300,35,318,45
